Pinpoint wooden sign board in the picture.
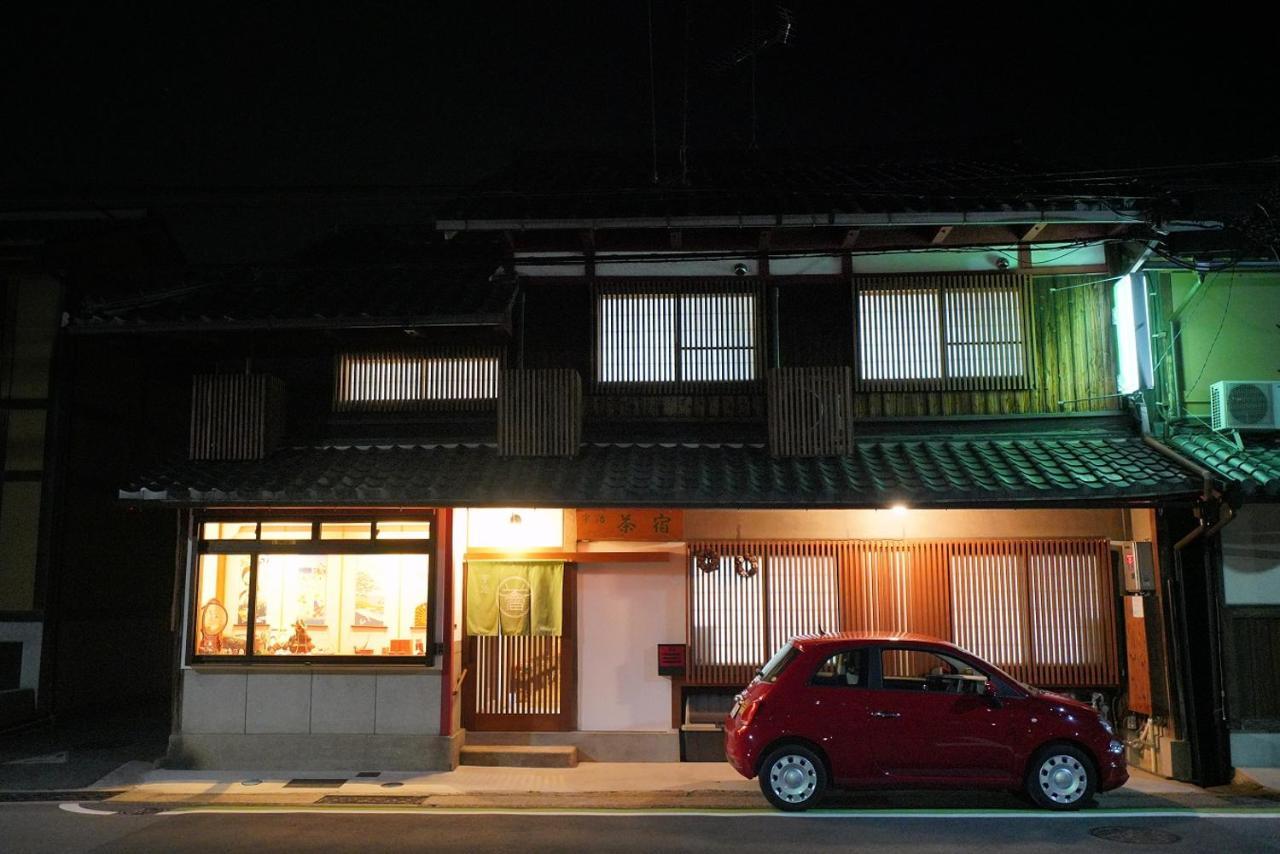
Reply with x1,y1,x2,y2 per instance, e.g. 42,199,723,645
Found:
576,509,683,542
657,643,687,676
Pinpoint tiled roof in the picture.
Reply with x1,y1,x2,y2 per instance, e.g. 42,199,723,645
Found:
121,436,1200,507
69,260,516,333
438,151,1160,224
1168,430,1280,497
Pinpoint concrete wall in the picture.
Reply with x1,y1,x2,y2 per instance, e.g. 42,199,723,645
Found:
1222,505,1280,605
172,668,452,770
576,560,684,732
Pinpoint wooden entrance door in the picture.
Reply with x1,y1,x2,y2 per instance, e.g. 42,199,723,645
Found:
462,563,576,731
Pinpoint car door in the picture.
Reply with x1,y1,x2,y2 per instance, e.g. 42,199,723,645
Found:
864,644,1021,784
797,647,879,785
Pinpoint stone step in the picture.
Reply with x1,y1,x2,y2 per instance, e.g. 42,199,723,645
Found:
459,745,579,768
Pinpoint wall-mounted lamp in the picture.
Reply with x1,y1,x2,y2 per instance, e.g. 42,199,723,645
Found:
509,513,523,525
890,504,909,516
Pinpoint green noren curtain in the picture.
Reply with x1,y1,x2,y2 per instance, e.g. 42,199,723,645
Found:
466,560,563,637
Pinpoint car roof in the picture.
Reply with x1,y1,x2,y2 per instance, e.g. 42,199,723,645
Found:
789,631,960,653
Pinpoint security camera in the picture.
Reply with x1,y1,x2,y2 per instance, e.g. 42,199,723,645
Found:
994,257,1010,271
733,263,749,276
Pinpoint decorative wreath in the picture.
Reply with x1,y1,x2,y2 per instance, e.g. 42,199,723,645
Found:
695,549,719,573
734,555,760,579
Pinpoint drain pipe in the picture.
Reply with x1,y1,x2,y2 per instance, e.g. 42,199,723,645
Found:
1141,436,1238,547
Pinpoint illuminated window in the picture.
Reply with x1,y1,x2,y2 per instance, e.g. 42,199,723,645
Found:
334,350,499,411
192,515,435,662
857,280,1028,386
595,285,760,386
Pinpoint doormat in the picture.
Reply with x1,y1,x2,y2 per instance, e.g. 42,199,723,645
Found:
283,778,347,789
1089,826,1181,845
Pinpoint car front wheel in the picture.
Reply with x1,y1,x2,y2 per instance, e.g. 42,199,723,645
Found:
1025,744,1096,810
759,744,827,811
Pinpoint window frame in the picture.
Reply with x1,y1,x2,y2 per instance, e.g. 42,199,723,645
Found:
333,348,502,413
591,280,766,393
187,511,438,667
852,275,1034,392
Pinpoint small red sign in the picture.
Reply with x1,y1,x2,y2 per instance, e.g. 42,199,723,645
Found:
658,643,686,676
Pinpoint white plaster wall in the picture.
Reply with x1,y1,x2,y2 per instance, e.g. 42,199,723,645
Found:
576,561,684,731
0,620,42,697
1222,505,1280,605
683,508,1127,541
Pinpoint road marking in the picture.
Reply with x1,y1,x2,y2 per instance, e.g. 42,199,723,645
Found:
148,806,1280,819
58,803,116,816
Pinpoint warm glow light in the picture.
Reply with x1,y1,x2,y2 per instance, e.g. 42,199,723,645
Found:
467,508,563,548
890,504,909,516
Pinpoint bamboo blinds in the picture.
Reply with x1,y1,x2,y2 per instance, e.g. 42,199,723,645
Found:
592,280,765,393
853,274,1034,392
687,538,1117,689
473,634,563,716
767,367,855,456
189,374,286,461
498,369,582,457
333,348,501,412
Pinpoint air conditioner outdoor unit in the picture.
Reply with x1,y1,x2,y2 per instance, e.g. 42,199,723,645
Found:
1210,381,1280,431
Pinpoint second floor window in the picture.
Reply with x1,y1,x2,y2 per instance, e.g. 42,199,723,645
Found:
334,349,500,411
594,283,762,388
856,275,1031,390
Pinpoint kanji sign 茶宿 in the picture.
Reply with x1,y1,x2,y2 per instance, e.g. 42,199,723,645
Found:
576,509,683,541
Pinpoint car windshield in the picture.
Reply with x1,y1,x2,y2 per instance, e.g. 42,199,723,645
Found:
757,642,797,683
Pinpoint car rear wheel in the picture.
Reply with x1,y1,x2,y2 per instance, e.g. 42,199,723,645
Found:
759,745,827,811
1025,744,1096,810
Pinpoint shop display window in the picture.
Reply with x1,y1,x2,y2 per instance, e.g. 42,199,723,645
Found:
191,515,435,664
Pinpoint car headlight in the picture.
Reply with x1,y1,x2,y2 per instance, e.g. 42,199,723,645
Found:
1108,739,1125,755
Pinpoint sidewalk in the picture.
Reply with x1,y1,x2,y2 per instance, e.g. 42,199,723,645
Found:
97,764,1280,811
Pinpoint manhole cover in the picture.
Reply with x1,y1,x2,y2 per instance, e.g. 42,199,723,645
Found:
316,795,425,806
283,778,346,789
1090,826,1182,845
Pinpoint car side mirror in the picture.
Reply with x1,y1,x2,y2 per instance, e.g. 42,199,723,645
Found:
983,679,1002,708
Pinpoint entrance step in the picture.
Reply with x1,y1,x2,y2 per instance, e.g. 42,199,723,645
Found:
459,745,579,768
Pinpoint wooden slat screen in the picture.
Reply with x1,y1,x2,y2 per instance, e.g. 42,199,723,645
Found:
767,367,854,456
1222,606,1280,728
333,347,501,412
592,280,765,393
853,274,1034,392
189,373,286,461
474,634,562,716
688,538,1118,689
498,369,582,457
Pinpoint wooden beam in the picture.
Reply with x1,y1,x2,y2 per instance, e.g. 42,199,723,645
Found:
840,228,861,248
931,225,953,245
669,229,683,250
1018,222,1048,243
580,229,596,277
464,549,677,563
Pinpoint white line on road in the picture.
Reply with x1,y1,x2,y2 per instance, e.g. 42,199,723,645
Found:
58,803,116,816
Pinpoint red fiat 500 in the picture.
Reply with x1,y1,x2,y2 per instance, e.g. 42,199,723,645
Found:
725,633,1126,811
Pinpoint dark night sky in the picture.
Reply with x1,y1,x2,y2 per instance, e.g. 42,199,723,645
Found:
4,2,1277,194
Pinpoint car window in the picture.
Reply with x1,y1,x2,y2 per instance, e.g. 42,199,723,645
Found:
758,643,798,683
879,648,988,694
811,649,868,688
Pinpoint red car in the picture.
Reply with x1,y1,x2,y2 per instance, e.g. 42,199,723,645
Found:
725,633,1127,811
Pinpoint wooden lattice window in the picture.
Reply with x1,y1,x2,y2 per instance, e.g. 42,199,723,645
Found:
687,538,1117,689
592,281,764,392
854,274,1034,391
334,348,501,412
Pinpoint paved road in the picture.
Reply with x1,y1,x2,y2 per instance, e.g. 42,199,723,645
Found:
3,803,1279,853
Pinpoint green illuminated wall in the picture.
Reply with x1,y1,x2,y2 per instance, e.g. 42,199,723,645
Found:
1171,271,1280,416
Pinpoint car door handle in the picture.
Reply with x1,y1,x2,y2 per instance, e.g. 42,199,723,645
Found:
870,710,901,719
